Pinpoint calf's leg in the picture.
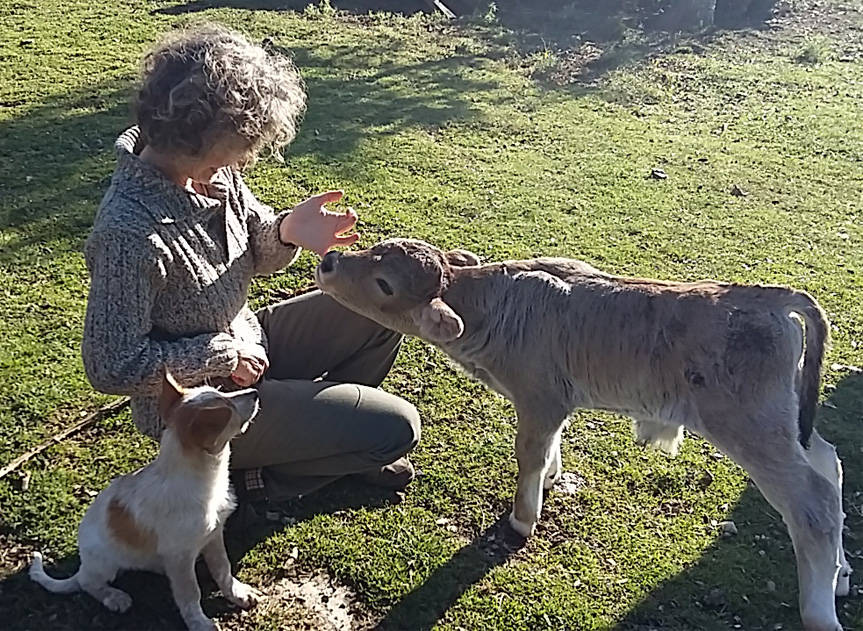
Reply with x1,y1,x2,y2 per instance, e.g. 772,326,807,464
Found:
804,431,852,597
544,427,564,490
510,411,566,537
702,406,842,631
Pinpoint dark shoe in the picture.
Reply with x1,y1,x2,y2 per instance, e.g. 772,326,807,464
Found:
358,457,415,491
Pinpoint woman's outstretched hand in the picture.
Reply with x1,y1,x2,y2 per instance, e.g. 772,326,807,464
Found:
279,190,359,257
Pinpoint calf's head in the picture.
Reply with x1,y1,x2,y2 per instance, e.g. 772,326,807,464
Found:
315,238,479,344
159,372,260,455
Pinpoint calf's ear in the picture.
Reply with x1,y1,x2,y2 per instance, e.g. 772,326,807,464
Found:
413,297,464,343
445,249,481,267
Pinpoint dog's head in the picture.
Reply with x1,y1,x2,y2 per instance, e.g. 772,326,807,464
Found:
158,372,260,455
314,238,480,344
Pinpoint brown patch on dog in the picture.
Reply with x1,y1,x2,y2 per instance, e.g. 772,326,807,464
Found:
107,499,157,552
173,406,232,455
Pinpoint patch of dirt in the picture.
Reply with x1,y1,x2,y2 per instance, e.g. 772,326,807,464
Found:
0,533,37,578
267,572,359,630
218,567,374,631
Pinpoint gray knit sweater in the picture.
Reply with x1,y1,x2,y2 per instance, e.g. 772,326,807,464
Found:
82,127,300,438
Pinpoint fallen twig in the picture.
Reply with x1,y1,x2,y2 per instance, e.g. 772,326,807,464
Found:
423,0,456,19
0,398,129,481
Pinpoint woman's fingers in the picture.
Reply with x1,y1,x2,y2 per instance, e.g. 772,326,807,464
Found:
334,233,360,247
313,190,343,206
334,213,358,236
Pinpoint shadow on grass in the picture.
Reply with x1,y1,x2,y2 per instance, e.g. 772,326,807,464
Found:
153,0,432,15
0,40,499,262
613,372,863,630
0,79,134,262
153,0,781,84
375,511,526,631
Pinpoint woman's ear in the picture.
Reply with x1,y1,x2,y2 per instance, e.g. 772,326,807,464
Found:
413,297,464,343
445,249,481,267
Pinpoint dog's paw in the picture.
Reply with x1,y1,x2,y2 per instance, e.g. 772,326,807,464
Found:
227,579,262,609
102,589,133,613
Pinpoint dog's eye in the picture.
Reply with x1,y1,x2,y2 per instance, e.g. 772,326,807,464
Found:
376,278,394,296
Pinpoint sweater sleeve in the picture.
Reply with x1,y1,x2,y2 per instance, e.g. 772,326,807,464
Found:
82,230,241,396
235,174,302,276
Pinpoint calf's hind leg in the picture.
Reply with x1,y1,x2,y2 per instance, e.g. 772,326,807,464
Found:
804,430,852,597
704,410,842,631
544,427,565,490
510,410,566,537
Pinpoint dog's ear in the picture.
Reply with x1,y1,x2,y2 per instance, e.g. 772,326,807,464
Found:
412,297,464,343
159,370,186,422
177,404,233,454
445,249,481,267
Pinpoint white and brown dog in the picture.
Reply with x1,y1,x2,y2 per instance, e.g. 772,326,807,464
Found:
30,373,262,630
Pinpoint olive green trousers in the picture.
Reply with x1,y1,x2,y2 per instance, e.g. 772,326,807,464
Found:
229,290,420,501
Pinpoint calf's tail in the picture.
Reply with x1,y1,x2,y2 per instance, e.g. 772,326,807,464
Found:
787,290,829,447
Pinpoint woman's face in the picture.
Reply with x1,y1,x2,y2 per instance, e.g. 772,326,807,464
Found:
185,135,252,183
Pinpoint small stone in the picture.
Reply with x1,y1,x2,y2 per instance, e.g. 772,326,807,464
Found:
730,183,748,196
719,520,738,536
766,580,776,592
18,471,31,493
650,167,668,180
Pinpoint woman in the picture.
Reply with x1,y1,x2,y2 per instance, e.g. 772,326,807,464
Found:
82,24,420,511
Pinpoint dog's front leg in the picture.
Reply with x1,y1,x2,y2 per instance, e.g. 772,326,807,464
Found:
163,553,214,631
202,526,261,608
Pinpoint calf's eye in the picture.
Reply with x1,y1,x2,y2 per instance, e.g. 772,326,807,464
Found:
376,278,394,296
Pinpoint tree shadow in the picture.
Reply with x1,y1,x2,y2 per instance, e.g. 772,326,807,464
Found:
283,44,501,159
0,79,135,263
153,0,783,84
153,0,433,15
614,372,863,630
0,476,407,630
0,40,500,263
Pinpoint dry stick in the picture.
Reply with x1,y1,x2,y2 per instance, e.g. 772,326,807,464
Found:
424,0,457,19
0,398,129,481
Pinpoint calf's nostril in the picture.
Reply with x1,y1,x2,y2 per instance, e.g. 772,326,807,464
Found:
319,253,336,274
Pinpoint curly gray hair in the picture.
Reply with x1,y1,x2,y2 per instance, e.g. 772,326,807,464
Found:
135,23,306,163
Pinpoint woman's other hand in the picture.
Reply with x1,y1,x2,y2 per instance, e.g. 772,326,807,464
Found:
231,343,270,387
279,190,359,257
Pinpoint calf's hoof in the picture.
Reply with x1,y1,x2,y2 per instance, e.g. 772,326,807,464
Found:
801,613,842,631
543,474,559,490
835,568,851,597
508,511,536,538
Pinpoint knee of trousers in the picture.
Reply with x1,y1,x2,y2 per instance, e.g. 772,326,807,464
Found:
368,395,421,463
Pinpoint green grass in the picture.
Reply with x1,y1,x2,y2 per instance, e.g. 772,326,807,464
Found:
1,0,862,629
